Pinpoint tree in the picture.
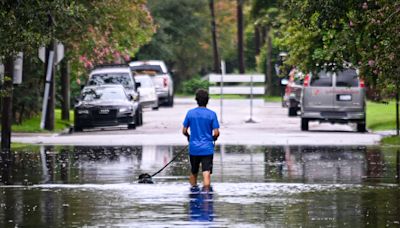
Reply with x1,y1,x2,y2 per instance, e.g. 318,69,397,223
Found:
0,1,83,151
279,0,400,132
136,0,210,87
237,0,245,73
209,0,221,73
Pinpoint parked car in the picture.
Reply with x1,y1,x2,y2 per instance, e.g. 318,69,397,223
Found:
86,64,143,126
74,85,138,131
134,74,158,110
283,69,304,116
300,67,366,132
129,60,174,107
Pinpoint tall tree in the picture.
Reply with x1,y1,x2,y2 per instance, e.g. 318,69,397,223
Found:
209,0,221,73
136,0,210,86
237,0,245,73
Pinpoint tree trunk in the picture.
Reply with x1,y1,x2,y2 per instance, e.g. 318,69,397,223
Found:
266,26,272,96
1,56,14,152
397,77,399,136
209,0,221,73
44,42,55,131
237,0,245,73
60,52,70,121
255,26,261,55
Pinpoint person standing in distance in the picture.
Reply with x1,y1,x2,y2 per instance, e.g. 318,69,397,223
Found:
182,89,220,190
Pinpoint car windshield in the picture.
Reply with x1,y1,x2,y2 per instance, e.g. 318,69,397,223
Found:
88,73,134,88
131,65,163,75
336,69,359,87
310,70,333,87
81,88,127,101
135,77,153,88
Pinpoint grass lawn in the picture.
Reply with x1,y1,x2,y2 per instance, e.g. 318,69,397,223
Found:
367,101,397,131
12,110,74,133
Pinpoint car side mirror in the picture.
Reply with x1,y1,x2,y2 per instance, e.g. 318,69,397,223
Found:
135,82,141,88
281,78,289,86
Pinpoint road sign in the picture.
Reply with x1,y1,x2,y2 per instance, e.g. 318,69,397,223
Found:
38,42,64,64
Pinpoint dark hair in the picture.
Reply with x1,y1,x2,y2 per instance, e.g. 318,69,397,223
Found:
195,89,209,106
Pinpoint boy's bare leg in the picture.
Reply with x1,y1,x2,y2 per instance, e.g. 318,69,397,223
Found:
202,171,211,188
189,173,198,186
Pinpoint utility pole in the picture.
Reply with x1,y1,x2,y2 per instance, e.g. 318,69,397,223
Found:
60,48,70,121
1,57,14,152
237,0,245,74
209,0,220,73
44,41,55,131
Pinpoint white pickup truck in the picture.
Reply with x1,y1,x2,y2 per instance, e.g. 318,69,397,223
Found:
129,60,174,107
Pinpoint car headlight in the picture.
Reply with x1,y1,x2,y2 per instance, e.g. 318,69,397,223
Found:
77,109,89,114
119,107,132,113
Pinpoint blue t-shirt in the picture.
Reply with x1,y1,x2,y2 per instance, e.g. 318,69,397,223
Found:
183,107,220,156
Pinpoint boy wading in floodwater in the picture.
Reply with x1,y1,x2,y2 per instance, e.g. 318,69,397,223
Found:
182,89,220,191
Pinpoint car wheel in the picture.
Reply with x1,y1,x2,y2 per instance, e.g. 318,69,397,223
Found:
167,94,174,107
301,118,309,131
128,123,136,129
139,110,143,125
135,106,143,126
288,107,297,116
357,122,366,133
152,100,159,110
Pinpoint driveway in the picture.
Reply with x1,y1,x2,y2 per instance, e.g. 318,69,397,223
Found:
12,98,383,146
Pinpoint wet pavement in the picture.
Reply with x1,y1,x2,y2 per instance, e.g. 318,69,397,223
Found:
0,145,399,227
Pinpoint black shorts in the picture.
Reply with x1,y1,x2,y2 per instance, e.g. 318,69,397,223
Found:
189,154,213,174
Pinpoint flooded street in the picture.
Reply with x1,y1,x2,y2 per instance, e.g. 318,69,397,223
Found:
0,145,399,227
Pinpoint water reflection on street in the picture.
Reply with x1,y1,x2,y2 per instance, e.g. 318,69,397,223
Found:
0,145,399,227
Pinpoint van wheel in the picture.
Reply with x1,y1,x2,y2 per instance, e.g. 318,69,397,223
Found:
288,107,297,116
128,123,136,129
74,126,83,132
301,118,309,131
357,122,366,133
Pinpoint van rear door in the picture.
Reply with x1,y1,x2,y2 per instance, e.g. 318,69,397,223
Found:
302,70,334,111
333,69,364,111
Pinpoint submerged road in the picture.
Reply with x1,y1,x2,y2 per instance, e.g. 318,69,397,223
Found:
12,97,383,146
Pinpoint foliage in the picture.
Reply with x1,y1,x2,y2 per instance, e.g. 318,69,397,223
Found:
68,0,155,70
136,0,210,86
180,76,210,95
0,1,85,59
278,0,400,98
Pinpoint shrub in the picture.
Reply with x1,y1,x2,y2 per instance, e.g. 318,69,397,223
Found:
181,76,210,95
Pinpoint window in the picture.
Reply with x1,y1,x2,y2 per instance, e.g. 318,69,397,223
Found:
131,65,163,75
89,73,133,88
336,69,359,87
310,71,333,87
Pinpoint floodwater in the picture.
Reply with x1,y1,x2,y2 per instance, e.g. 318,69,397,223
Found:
0,145,399,227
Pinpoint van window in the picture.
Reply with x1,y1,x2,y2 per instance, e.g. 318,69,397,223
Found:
310,71,332,87
336,69,359,87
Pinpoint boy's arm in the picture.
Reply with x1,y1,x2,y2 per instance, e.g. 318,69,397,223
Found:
213,128,220,141
182,127,190,141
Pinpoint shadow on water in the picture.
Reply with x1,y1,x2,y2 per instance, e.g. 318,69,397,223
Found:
0,144,399,227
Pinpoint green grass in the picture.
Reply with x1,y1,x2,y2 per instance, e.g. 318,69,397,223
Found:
264,96,282,102
367,101,396,131
381,135,400,146
12,110,73,133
